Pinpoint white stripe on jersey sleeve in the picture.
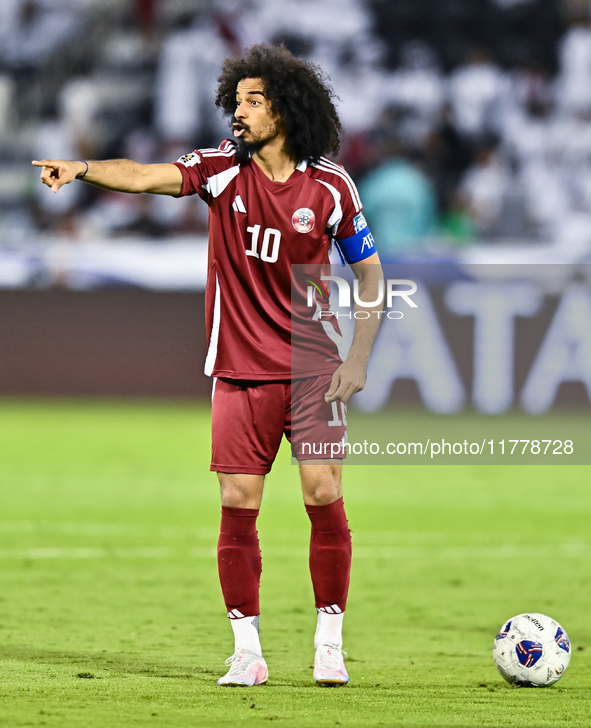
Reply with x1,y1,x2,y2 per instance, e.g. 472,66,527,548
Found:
204,274,221,377
314,163,361,213
319,157,362,208
201,148,237,158
203,165,240,198
315,179,343,229
315,158,362,212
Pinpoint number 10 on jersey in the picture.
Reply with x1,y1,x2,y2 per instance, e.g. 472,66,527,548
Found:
246,225,281,263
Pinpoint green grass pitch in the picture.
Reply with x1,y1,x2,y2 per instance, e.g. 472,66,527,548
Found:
0,399,589,727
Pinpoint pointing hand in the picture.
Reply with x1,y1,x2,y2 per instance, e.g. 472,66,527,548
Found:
31,159,87,193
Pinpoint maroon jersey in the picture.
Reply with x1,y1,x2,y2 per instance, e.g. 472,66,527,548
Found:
172,139,365,380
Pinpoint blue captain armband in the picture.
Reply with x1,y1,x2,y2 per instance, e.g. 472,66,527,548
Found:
335,213,376,264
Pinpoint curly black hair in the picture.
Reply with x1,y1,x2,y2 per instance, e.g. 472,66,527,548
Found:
215,44,342,164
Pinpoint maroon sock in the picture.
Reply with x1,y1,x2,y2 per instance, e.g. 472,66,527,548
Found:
305,497,351,613
217,506,261,618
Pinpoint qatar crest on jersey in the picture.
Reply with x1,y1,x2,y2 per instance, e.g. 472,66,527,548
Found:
292,207,315,233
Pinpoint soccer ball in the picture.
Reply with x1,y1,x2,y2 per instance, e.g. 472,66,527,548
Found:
492,613,571,687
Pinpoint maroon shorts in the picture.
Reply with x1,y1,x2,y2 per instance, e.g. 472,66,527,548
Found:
210,375,348,475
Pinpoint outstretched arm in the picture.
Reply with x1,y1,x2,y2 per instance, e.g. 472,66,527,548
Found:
31,159,183,196
325,252,384,403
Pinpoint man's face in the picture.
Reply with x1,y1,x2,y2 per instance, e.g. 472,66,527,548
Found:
233,78,281,153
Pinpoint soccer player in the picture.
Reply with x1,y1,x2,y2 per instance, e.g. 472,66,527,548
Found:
33,44,382,688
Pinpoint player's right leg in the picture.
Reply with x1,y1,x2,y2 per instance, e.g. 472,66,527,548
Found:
216,473,268,686
211,379,286,686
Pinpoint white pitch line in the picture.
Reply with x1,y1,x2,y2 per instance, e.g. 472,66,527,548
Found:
353,543,590,560
0,547,174,560
3,523,589,555
0,521,217,539
0,543,587,561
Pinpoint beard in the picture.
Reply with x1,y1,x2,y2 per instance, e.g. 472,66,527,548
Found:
235,136,269,160
232,118,280,160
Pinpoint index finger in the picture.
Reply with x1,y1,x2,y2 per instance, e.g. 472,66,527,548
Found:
328,380,355,404
31,160,55,168
324,371,341,403
335,382,358,404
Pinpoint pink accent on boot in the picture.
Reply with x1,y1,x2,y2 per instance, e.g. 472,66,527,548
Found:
217,649,268,687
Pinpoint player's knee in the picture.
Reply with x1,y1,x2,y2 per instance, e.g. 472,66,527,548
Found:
300,462,342,505
220,488,258,509
304,480,342,506
218,474,264,509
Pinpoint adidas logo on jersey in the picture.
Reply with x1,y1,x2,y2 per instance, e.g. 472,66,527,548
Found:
232,195,247,213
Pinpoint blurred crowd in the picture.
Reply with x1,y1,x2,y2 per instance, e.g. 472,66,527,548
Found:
1,0,591,260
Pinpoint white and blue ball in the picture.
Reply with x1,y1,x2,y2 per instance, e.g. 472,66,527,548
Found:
492,612,571,687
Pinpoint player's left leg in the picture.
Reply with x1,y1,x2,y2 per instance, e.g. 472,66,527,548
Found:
287,375,350,685
300,461,351,686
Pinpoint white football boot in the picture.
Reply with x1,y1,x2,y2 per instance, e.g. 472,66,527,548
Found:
313,644,349,686
217,648,268,687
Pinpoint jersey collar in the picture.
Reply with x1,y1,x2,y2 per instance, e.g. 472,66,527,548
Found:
249,157,308,191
